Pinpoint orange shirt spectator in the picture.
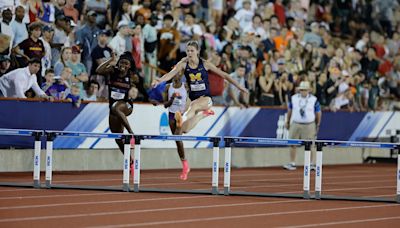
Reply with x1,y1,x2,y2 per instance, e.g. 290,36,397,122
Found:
64,0,79,24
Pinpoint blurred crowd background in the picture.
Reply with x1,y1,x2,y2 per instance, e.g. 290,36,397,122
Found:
0,0,399,111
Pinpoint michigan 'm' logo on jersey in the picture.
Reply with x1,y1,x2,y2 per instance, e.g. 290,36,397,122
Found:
189,73,202,82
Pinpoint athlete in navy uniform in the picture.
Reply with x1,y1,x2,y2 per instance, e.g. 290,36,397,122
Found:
152,40,248,180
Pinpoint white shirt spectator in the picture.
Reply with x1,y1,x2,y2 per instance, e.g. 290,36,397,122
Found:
10,19,28,47
40,37,52,76
234,0,257,11
0,66,46,98
234,8,254,31
108,32,127,56
81,90,97,101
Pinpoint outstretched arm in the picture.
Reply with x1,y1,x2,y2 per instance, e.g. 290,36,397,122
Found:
96,53,117,75
151,58,186,88
205,61,249,94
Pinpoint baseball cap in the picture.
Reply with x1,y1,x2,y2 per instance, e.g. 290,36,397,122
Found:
87,10,97,17
0,55,11,62
117,20,129,29
42,25,54,32
71,45,81,54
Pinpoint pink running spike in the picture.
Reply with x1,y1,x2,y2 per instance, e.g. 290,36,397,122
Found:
130,137,135,149
202,109,215,116
180,160,190,180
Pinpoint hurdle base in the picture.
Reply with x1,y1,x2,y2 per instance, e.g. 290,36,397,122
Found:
48,184,124,192
363,156,397,164
303,190,310,199
45,180,51,188
34,180,40,189
228,191,308,199
319,194,397,203
133,184,139,192
138,187,216,195
315,191,321,199
123,184,130,192
397,195,400,203
224,187,230,196
0,182,35,188
212,186,219,195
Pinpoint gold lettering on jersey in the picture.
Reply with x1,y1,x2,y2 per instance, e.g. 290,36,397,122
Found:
189,73,202,81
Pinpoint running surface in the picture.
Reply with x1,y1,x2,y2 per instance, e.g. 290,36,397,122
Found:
0,164,399,228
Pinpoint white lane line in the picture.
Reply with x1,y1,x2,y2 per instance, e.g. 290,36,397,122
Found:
281,216,400,228
0,195,214,210
87,204,400,228
0,199,308,223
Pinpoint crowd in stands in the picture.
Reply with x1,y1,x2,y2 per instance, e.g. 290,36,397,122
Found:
0,0,399,111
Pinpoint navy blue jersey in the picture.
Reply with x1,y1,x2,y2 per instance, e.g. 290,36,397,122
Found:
184,59,210,100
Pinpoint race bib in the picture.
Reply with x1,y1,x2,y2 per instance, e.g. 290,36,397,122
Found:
173,98,183,106
111,91,125,100
190,83,206,91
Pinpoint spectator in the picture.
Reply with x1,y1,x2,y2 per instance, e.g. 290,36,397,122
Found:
131,24,143,72
224,64,248,108
54,46,72,76
46,66,72,100
208,50,225,105
112,0,133,31
0,58,51,99
51,14,69,66
10,6,28,49
0,55,11,77
40,25,53,76
234,0,254,32
66,45,88,95
82,0,111,29
28,0,44,23
177,12,203,58
75,10,100,72
109,20,130,56
257,64,276,106
302,22,323,47
66,83,81,107
81,80,99,101
158,14,180,73
63,0,79,24
38,0,55,24
0,8,14,56
142,13,158,88
41,68,55,92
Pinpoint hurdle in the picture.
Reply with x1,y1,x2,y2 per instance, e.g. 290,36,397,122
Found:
44,130,133,191
314,140,400,203
223,137,312,199
132,135,221,195
0,128,43,188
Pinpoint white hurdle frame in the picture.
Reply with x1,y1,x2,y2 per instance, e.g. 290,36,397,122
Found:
0,129,43,188
135,135,221,195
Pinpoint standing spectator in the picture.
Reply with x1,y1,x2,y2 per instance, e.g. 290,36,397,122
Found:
302,22,323,48
109,21,130,56
54,0,66,18
284,81,321,171
0,58,51,99
75,10,100,72
54,46,72,76
51,14,68,66
112,0,133,31
38,0,55,24
66,45,88,95
142,13,158,88
0,8,14,56
10,6,28,49
360,47,379,80
158,14,180,73
81,80,99,101
82,0,111,29
208,50,225,105
274,0,286,26
0,55,11,76
257,64,276,106
234,0,255,32
177,12,203,59
40,25,54,76
63,0,79,24
90,29,112,99
131,24,143,71
28,0,44,23
224,64,249,108
13,22,45,84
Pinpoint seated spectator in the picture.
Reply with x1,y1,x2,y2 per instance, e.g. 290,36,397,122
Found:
0,58,51,99
81,80,99,101
54,47,71,76
41,68,55,92
10,6,28,49
66,83,81,108
0,55,11,77
45,67,72,100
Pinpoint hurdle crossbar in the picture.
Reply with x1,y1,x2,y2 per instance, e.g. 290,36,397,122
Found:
315,140,400,203
0,128,43,188
44,130,132,192
223,136,312,199
133,135,222,195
